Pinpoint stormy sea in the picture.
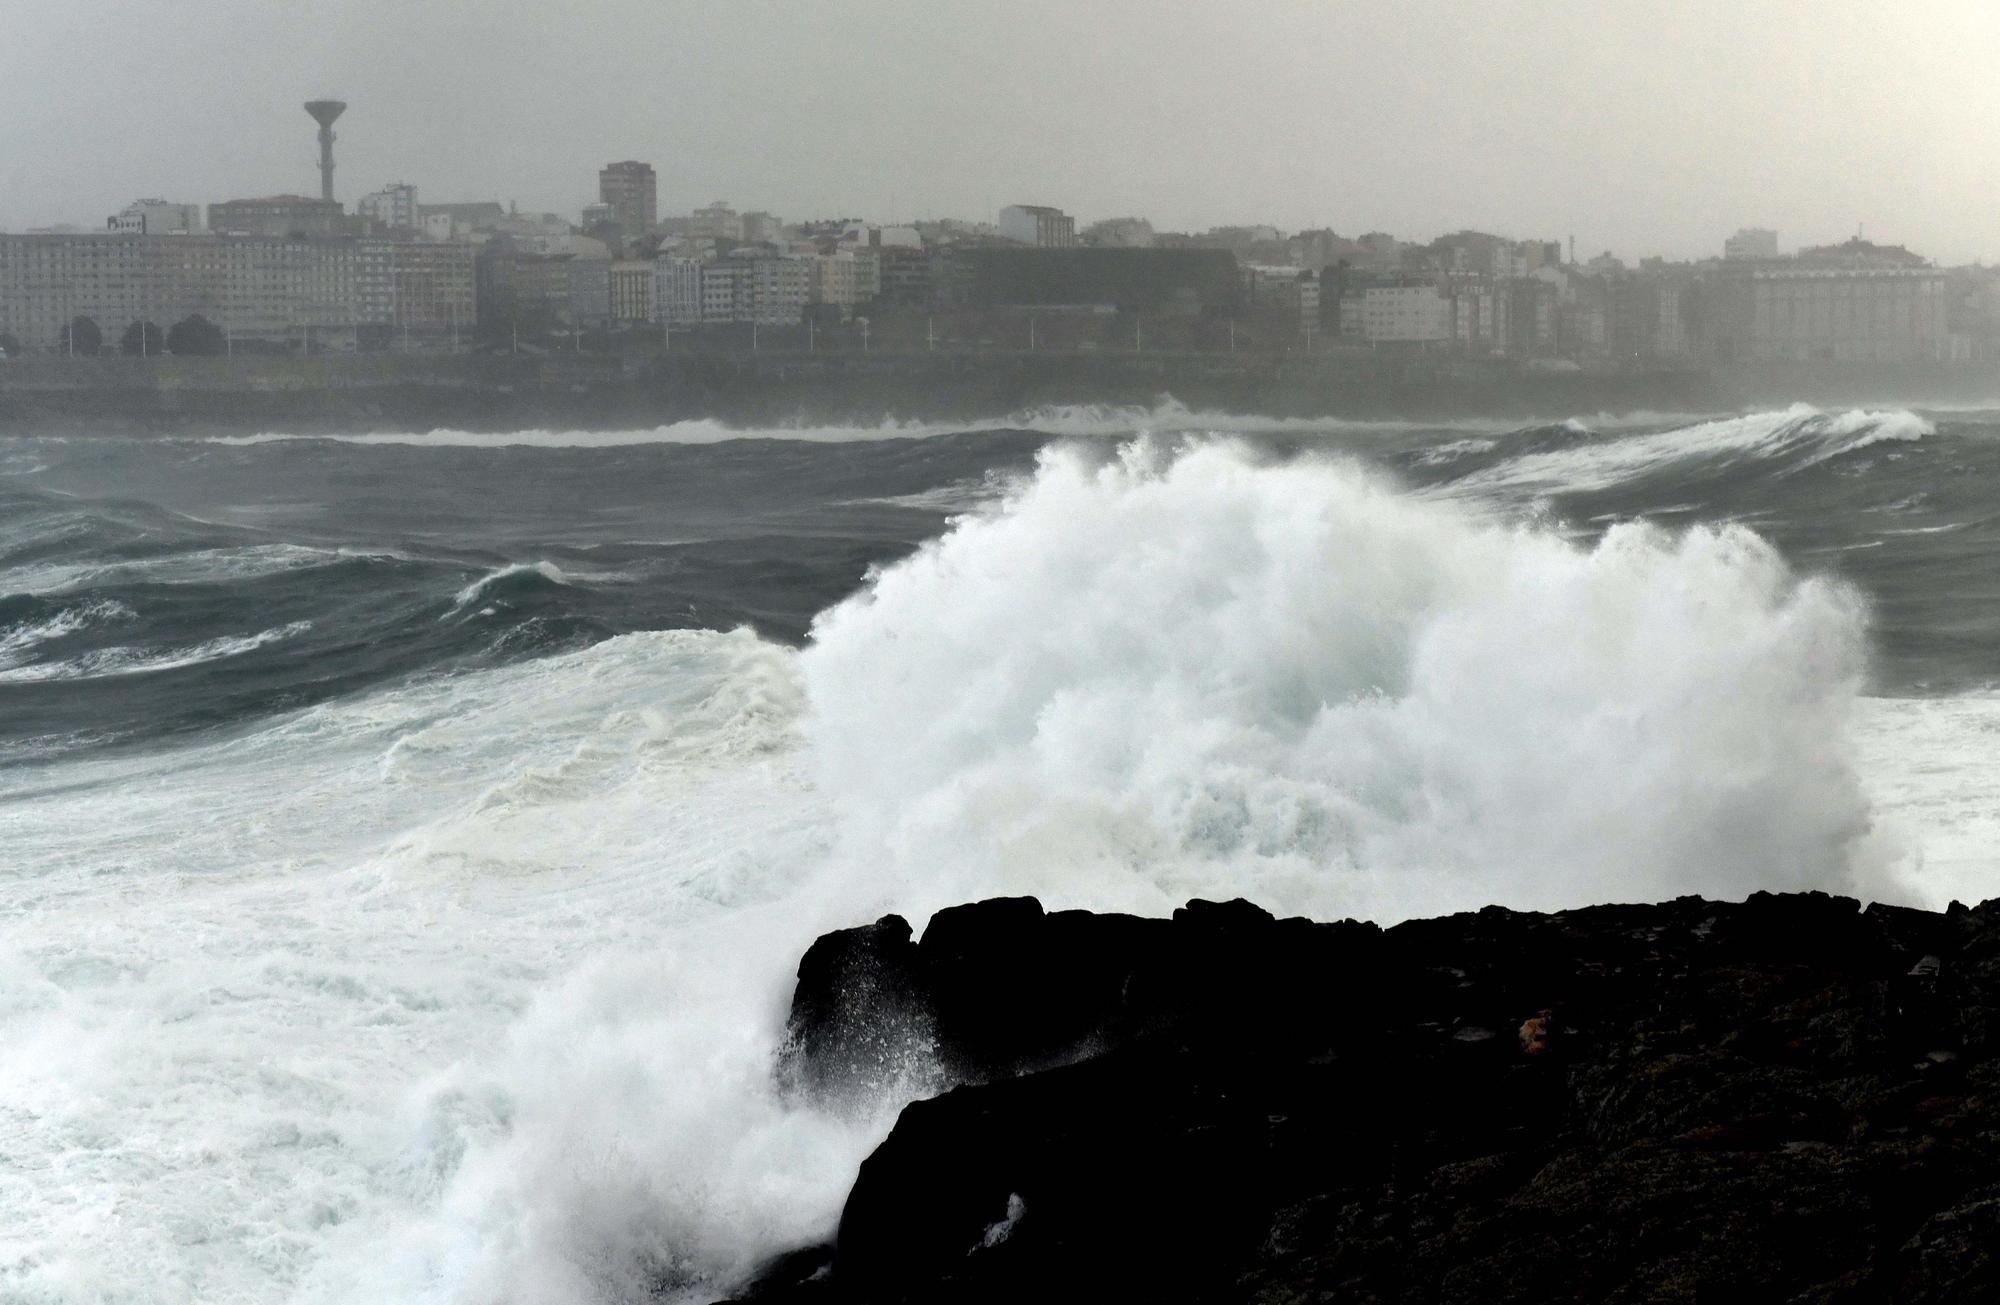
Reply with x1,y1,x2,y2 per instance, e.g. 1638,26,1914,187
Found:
1,401,1995,1302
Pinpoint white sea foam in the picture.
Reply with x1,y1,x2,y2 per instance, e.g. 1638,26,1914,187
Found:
0,598,134,668
0,437,1979,1305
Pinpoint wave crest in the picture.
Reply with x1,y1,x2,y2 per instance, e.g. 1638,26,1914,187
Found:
1440,404,1932,496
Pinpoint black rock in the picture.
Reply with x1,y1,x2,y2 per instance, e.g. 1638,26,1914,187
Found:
781,913,934,1107
743,892,2000,1304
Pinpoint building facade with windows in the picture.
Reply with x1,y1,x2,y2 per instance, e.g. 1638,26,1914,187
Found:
1341,282,1454,345
0,233,473,350
654,257,704,326
609,259,657,323
359,183,421,232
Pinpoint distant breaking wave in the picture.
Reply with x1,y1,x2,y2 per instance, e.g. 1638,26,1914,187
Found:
1434,405,1931,497
447,561,576,617
196,398,1720,450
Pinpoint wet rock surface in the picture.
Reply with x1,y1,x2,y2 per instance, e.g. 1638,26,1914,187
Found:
726,891,2000,1303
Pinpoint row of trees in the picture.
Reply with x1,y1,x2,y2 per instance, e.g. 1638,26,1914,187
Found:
28,315,229,358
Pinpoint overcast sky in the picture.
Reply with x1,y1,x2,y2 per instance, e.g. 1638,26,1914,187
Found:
4,0,1998,262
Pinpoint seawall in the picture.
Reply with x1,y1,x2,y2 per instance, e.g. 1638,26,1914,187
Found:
2,351,1997,436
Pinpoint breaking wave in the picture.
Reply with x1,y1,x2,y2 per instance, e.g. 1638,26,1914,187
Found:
196,397,1675,450
804,437,1894,923
448,560,576,616
1436,404,1932,497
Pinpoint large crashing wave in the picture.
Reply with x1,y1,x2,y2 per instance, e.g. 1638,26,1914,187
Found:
803,436,1893,923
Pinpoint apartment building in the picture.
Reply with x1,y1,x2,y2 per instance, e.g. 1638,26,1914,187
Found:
654,257,704,326
358,183,421,232
0,233,473,350
998,205,1077,248
608,259,657,323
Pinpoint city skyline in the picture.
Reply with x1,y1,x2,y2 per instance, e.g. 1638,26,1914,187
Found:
5,0,2000,265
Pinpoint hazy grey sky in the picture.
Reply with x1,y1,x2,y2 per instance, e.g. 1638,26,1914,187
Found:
5,0,1998,262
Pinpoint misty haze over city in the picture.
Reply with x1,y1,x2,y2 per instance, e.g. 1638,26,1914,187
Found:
6,0,2000,263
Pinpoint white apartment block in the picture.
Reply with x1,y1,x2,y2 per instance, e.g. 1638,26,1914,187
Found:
698,255,811,324
1741,265,1947,362
654,257,704,326
359,184,421,232
1348,284,1453,344
608,260,656,322
0,233,474,350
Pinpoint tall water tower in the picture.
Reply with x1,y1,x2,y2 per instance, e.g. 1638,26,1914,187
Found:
304,99,347,202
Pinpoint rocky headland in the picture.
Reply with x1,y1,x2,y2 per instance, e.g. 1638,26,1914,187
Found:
722,891,2000,1303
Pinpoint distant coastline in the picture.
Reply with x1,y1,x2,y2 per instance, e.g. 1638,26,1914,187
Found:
4,350,1999,437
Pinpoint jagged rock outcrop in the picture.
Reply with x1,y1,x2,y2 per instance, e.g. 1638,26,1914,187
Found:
729,891,2000,1303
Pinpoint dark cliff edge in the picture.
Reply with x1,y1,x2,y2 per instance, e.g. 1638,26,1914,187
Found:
720,891,2000,1303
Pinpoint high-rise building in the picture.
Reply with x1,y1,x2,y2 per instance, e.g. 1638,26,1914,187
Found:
598,161,658,241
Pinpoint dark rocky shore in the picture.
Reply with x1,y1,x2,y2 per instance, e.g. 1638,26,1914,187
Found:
722,891,2000,1303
